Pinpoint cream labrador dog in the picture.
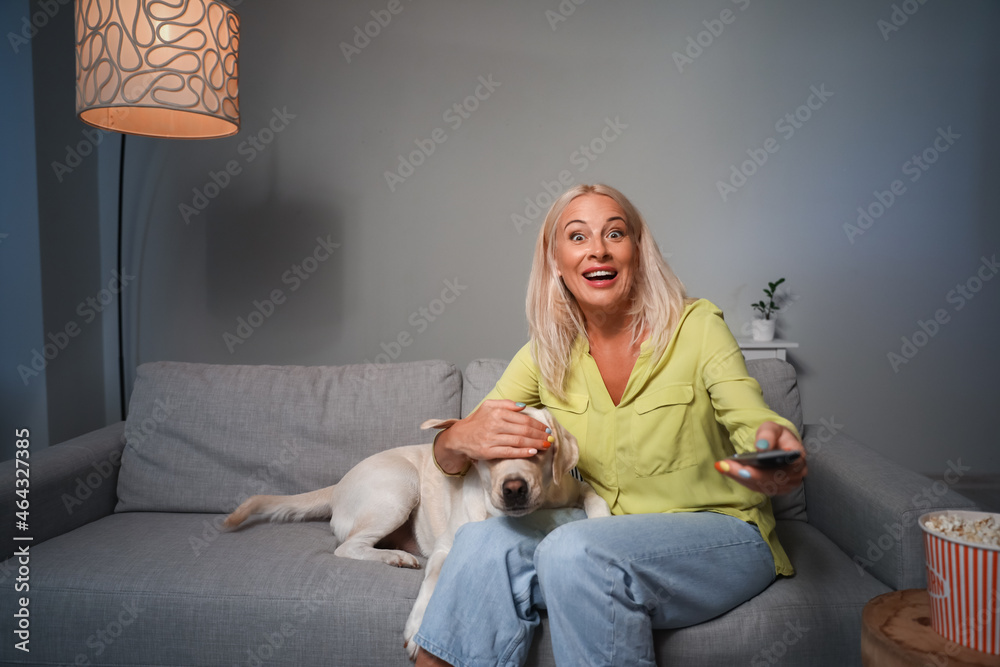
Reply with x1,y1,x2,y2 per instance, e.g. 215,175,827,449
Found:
224,406,611,660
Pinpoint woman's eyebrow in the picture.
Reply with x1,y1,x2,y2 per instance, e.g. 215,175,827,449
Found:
563,216,625,227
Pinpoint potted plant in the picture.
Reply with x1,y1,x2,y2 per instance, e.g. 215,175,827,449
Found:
750,278,786,342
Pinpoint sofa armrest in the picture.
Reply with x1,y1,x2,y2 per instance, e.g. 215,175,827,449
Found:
0,423,125,560
802,423,978,591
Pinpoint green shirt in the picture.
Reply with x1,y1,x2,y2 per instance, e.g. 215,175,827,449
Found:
481,298,798,576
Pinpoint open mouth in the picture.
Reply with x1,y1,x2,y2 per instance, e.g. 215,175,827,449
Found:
583,269,618,282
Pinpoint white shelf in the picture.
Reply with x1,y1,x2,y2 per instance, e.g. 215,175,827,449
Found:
736,338,799,361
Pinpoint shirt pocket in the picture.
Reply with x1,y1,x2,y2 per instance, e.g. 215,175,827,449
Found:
632,383,696,476
538,387,589,444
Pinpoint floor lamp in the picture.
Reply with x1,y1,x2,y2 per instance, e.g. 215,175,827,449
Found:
74,0,240,420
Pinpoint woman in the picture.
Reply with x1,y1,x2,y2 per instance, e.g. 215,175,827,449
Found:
412,184,807,666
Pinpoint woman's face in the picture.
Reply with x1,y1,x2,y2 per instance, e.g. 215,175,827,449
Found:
553,193,636,320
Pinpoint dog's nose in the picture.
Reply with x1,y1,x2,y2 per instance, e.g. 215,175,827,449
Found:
502,478,528,504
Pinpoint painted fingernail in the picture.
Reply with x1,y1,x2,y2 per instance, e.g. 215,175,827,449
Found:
738,469,752,479
545,427,551,434
528,448,538,455
755,439,769,451
715,460,730,473
515,402,526,408
547,435,554,443
542,442,551,449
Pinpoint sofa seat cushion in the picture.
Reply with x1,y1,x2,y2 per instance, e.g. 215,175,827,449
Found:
645,520,891,666
117,360,462,514
11,514,887,667
16,512,421,667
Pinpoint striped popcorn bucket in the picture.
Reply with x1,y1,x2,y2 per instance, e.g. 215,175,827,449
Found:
920,510,1000,655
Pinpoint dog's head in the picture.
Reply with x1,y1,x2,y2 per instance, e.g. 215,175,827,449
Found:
483,406,579,516
422,406,580,517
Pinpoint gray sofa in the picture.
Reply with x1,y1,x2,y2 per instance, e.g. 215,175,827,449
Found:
1,357,978,666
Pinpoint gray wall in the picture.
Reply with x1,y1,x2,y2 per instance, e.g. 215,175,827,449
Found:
5,0,999,478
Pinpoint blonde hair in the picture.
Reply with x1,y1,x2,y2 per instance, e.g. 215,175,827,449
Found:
525,184,688,399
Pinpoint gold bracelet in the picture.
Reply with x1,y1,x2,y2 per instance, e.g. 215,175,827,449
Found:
431,428,471,477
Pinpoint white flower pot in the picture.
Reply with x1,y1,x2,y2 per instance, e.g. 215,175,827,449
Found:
751,319,775,342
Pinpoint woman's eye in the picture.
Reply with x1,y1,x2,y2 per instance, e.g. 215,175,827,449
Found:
608,230,625,239
570,233,585,242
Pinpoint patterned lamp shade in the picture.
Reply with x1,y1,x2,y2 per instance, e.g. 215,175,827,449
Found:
76,0,240,139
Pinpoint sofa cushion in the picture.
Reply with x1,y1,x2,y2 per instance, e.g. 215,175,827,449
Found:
463,357,807,520
519,520,890,666
462,358,509,417
10,514,886,667
646,520,890,665
745,359,807,522
117,360,462,514
745,358,804,435
13,512,420,667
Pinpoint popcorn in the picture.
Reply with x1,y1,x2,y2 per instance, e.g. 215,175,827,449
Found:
923,513,1000,548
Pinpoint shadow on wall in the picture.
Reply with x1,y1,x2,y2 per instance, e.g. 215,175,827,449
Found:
204,194,346,360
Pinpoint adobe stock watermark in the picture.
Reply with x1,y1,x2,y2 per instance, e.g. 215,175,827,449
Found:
190,440,303,558
340,0,414,64
355,277,468,381
51,126,112,183
222,235,340,353
384,74,501,192
887,252,996,373
511,116,629,234
800,416,844,460
843,126,959,245
739,416,845,512
0,552,17,586
17,270,135,386
717,84,833,202
672,0,751,74
50,86,142,182
545,0,587,31
61,398,176,514
742,417,843,499
237,623,298,667
7,0,71,54
55,600,145,665
917,588,998,667
877,0,930,41
852,458,971,576
180,107,297,224
750,620,810,666
234,570,343,666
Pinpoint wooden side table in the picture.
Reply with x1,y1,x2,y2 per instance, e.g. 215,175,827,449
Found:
861,589,999,666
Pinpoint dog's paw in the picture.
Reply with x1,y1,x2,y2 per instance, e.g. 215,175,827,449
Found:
403,612,423,660
404,635,419,661
384,550,421,569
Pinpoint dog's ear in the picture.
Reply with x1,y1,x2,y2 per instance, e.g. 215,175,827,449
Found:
421,418,459,431
545,410,579,486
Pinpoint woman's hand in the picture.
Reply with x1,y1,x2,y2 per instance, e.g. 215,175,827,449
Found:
714,422,808,496
433,400,553,475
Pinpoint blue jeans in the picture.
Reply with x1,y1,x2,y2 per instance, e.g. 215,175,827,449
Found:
412,509,776,667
